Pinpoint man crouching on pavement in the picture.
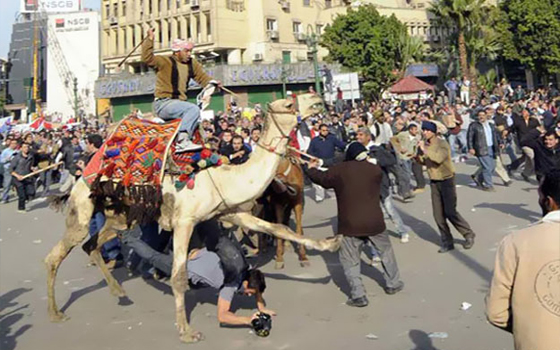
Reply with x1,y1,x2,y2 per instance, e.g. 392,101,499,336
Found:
306,142,404,307
121,220,275,327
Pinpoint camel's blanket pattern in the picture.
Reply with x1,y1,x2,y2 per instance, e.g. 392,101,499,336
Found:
94,116,181,186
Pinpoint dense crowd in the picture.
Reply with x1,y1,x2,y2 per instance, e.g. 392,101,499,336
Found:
1,81,560,213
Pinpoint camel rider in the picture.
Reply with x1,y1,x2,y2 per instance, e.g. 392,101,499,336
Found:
141,28,217,152
121,220,276,327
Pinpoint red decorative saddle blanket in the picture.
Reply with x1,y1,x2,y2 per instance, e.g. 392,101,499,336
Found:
83,115,227,190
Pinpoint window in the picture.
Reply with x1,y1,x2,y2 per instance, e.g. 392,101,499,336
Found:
132,26,137,46
168,19,172,41
113,3,118,16
292,21,302,34
177,18,182,38
316,24,323,35
325,0,332,8
176,0,181,8
123,28,127,50
148,0,152,13
266,18,278,31
167,0,171,11
303,0,310,6
157,0,161,13
206,12,211,37
105,3,110,18
282,51,291,64
122,1,126,16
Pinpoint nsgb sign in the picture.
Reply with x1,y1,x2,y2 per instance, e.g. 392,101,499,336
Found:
21,0,81,13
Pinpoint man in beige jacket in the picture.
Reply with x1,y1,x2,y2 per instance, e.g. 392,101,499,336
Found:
486,169,560,350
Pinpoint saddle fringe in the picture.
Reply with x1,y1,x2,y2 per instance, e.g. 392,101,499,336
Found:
90,175,162,227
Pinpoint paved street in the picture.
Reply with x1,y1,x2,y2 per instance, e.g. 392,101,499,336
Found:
0,161,540,350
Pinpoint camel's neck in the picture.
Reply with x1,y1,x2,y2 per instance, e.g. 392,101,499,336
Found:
217,116,292,204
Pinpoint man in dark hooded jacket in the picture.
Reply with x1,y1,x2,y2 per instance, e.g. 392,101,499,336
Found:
306,142,404,308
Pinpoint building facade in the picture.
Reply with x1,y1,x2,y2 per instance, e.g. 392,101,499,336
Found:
95,0,445,119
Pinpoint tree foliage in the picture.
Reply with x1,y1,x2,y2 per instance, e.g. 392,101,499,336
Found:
320,4,408,100
497,0,560,75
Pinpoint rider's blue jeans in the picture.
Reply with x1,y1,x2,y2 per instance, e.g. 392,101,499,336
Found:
153,99,200,135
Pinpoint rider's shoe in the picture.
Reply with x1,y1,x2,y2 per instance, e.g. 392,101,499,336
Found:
175,132,203,153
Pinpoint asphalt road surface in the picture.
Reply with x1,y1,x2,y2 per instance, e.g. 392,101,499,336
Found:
1,161,540,350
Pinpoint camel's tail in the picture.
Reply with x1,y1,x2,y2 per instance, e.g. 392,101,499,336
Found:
47,193,71,212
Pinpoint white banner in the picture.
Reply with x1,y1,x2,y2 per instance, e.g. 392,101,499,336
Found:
21,0,81,13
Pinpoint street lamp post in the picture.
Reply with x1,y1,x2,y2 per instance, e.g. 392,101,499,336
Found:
305,25,321,96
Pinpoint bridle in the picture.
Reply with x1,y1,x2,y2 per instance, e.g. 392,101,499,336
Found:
255,106,296,156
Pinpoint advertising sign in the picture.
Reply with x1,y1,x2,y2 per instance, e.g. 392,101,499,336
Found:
46,11,99,120
21,0,81,13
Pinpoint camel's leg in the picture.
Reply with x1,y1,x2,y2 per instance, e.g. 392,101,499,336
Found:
171,219,203,343
220,212,341,252
45,182,94,322
85,228,126,298
274,204,285,270
294,201,309,267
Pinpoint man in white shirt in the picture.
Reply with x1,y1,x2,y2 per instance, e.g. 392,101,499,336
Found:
460,76,471,104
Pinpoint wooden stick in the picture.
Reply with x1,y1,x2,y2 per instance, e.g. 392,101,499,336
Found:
287,146,320,161
20,162,63,180
118,34,149,68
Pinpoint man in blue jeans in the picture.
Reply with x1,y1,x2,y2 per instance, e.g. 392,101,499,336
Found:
467,110,500,191
1,138,18,203
142,28,217,152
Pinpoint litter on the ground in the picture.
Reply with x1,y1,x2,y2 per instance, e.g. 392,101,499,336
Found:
365,333,379,340
461,302,472,310
428,332,448,339
33,239,42,244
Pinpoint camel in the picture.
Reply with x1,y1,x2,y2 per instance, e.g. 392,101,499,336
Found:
265,155,308,269
44,98,341,343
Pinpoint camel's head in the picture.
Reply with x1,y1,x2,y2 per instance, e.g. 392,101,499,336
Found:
297,93,324,119
266,99,299,133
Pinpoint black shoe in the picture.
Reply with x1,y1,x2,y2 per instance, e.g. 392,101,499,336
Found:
384,282,404,295
503,180,513,187
482,186,496,192
470,174,483,188
438,245,455,253
521,174,531,183
463,234,475,250
506,165,513,176
346,296,369,307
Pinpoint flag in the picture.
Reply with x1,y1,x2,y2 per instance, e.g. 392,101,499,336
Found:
0,117,12,134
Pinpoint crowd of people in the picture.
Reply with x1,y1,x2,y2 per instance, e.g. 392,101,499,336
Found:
1,78,560,343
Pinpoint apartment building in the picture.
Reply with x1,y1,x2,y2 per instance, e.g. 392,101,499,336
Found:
96,0,441,119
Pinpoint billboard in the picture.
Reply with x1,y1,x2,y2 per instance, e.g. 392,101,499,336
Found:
46,11,99,120
21,0,81,13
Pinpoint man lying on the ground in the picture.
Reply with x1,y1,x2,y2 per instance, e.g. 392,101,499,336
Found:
120,220,276,326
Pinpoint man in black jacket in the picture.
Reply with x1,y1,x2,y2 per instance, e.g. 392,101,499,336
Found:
522,127,560,182
467,110,501,191
507,109,540,181
308,124,346,202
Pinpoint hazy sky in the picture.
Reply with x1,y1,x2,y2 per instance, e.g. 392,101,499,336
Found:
0,0,100,59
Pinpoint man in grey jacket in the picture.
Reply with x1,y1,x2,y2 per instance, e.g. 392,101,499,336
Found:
467,110,500,191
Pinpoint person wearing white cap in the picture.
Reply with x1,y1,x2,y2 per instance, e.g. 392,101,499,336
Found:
142,29,217,152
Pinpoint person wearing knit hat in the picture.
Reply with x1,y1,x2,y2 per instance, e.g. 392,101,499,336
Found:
306,141,404,307
418,121,476,253
142,28,218,153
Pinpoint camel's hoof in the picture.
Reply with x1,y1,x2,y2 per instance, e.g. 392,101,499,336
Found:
275,261,285,270
300,260,311,267
49,311,70,323
110,286,127,298
325,235,342,252
180,330,205,343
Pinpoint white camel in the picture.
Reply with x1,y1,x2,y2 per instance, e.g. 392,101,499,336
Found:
44,98,340,343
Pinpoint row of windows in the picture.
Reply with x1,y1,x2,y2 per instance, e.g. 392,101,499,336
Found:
265,18,323,37
104,14,211,56
104,0,341,19
104,0,196,19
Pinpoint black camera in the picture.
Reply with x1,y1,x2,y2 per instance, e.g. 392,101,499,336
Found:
251,312,272,337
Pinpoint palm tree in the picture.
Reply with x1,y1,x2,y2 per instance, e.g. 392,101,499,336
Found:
429,0,485,83
464,25,501,91
396,33,427,78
